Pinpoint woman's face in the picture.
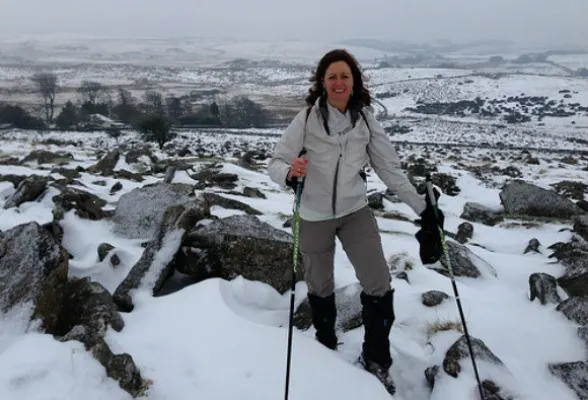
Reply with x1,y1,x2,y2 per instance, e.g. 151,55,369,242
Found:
323,61,354,106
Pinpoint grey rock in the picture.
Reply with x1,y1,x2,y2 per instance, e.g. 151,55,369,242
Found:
184,215,303,294
62,326,149,397
421,290,450,307
202,192,262,216
0,173,26,188
529,273,561,305
243,186,266,199
88,149,120,176
443,335,504,378
578,327,588,359
577,200,588,213
113,202,206,311
109,181,123,194
574,215,588,242
523,238,541,254
61,277,124,337
0,222,69,333
190,166,239,190
552,239,588,297
499,180,585,219
549,180,588,202
557,296,588,326
163,166,176,183
456,222,474,244
430,172,461,196
3,175,49,209
21,150,73,165
395,271,410,283
424,365,439,389
51,184,107,221
427,335,517,399
549,361,588,400
97,243,115,262
51,167,81,183
460,202,504,226
428,240,497,279
111,182,209,240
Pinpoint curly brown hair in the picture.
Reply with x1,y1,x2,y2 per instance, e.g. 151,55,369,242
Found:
305,49,372,111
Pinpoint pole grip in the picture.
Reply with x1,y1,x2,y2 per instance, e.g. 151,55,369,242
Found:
425,174,437,208
297,148,307,185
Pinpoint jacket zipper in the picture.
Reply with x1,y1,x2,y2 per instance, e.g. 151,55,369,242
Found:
332,151,341,216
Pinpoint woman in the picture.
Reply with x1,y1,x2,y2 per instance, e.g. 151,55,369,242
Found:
268,49,443,394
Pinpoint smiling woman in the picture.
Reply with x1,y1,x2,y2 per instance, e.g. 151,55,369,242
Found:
267,48,445,395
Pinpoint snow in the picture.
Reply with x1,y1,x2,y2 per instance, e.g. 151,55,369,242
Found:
0,330,133,400
108,279,395,400
0,126,586,400
1,39,588,398
366,67,473,83
379,72,588,123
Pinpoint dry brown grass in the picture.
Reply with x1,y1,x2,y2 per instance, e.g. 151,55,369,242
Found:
424,318,464,339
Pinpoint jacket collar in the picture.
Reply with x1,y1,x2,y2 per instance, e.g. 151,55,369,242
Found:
313,96,361,134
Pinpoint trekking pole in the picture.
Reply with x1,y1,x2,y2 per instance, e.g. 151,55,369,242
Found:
284,175,304,400
425,174,486,400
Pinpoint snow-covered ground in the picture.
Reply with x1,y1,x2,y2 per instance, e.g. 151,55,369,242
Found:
0,126,587,399
1,37,586,154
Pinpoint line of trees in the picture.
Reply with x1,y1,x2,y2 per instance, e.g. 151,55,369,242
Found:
0,71,273,138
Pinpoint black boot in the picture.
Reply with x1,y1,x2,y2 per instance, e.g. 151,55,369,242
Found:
307,292,338,350
359,289,396,395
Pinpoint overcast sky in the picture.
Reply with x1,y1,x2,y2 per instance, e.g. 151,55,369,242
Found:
1,0,587,47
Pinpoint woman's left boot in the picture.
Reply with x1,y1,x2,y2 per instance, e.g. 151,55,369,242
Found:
358,289,396,395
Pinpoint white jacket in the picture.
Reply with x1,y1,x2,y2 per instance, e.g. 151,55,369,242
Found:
268,101,426,221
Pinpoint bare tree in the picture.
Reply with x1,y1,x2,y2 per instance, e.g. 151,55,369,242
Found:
78,80,104,105
112,87,140,124
31,72,58,125
143,90,165,116
165,96,184,123
137,115,173,150
117,87,135,106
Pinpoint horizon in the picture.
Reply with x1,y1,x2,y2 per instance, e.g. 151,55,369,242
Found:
1,0,587,49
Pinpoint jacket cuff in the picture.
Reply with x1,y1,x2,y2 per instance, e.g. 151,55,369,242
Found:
278,165,291,190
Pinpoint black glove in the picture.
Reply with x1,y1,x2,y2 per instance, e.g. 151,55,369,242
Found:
415,187,445,264
420,204,444,231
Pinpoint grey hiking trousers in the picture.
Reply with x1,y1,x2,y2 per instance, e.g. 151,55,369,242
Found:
298,206,391,298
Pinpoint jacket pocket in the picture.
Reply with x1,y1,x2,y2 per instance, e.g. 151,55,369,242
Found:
342,127,370,168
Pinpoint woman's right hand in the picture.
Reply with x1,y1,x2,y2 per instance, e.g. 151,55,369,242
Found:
288,157,308,179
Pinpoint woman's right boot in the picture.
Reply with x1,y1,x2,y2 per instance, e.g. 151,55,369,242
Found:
307,292,338,350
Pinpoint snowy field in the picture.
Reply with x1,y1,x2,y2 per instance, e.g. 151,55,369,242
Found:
0,36,393,67
0,37,587,153
1,37,586,154
0,125,587,399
